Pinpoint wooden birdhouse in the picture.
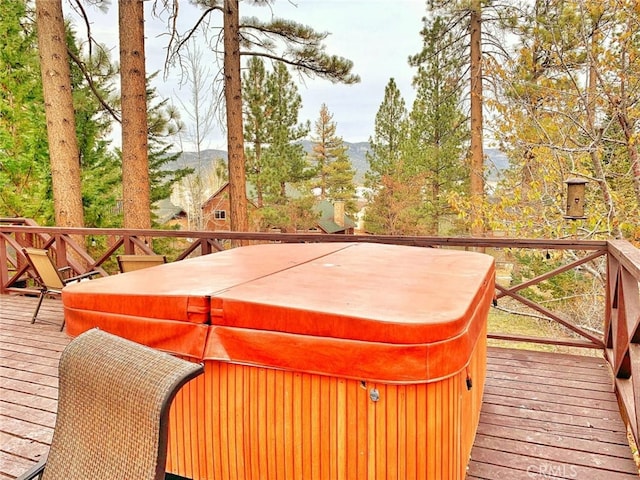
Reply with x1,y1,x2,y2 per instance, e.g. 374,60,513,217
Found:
564,178,587,220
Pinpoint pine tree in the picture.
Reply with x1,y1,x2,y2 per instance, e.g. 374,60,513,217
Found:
364,79,431,234
242,57,270,208
426,0,485,235
407,15,468,234
261,62,311,201
36,0,85,228
119,0,151,230
365,78,408,189
310,104,356,212
67,30,121,228
243,59,311,205
363,78,409,235
364,169,430,235
324,147,356,209
242,59,312,230
1,1,120,227
365,16,468,236
0,0,51,222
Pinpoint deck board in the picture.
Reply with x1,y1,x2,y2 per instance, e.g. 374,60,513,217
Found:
0,294,637,479
473,347,637,479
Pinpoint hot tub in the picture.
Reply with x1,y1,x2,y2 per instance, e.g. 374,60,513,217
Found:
63,242,495,480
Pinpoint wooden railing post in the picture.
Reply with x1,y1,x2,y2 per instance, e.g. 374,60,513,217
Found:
53,235,67,270
0,235,8,291
123,234,135,255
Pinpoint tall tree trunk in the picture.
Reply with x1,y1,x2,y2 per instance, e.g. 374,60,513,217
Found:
469,0,484,236
119,0,151,229
255,143,264,208
35,0,84,229
430,178,440,236
223,0,248,232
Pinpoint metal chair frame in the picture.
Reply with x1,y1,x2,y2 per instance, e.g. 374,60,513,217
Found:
22,248,100,330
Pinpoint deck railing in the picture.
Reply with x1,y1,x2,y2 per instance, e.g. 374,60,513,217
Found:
605,239,640,446
1,217,638,445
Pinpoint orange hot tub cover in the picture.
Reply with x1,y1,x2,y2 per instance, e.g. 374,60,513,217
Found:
63,242,495,383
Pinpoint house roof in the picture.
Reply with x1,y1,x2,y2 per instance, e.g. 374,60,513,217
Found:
153,198,186,225
201,183,354,233
313,200,356,234
201,181,258,209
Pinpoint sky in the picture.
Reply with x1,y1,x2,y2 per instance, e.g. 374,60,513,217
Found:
76,0,428,150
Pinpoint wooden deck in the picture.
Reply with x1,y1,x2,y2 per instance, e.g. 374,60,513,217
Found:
0,294,637,479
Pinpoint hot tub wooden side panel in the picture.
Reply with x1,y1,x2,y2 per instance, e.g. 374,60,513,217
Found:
165,328,487,480
462,321,487,470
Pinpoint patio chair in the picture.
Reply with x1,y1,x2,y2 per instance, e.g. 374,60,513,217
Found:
15,328,204,480
22,248,100,330
117,254,167,273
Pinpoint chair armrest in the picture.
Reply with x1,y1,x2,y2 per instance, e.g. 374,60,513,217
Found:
15,459,46,480
66,271,101,283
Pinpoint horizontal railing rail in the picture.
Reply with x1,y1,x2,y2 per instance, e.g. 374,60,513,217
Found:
1,218,638,445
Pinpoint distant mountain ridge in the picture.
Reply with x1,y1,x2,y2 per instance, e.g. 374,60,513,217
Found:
167,142,508,185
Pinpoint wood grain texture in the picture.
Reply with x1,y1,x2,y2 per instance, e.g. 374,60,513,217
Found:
165,331,487,480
